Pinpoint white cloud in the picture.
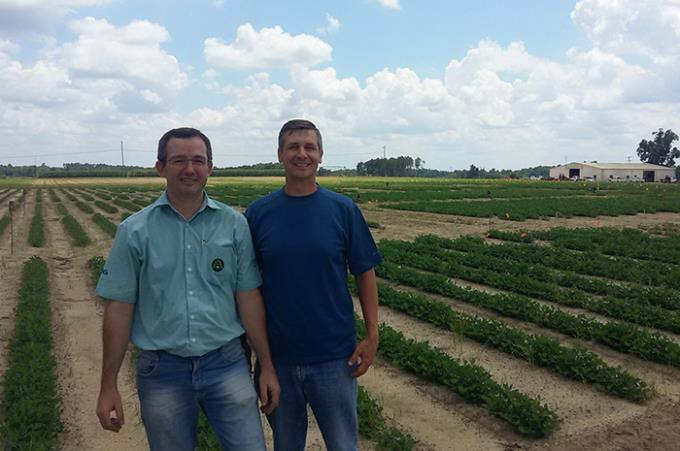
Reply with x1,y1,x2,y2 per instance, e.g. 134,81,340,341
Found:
377,0,401,10
204,23,332,69
0,38,19,53
59,17,187,91
316,13,340,35
571,0,680,65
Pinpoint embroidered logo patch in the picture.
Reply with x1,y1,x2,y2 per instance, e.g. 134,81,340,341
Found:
211,258,224,272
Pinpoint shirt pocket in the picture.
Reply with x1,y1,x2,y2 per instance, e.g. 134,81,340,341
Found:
207,242,237,289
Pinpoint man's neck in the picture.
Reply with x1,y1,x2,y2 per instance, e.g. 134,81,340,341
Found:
283,178,318,197
167,191,204,220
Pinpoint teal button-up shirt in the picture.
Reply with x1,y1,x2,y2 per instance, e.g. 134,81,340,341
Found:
96,191,262,357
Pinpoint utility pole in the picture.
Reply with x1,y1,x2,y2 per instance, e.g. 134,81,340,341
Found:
383,145,386,159
121,140,125,167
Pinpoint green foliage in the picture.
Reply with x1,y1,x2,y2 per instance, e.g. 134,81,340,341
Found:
636,128,679,166
94,200,118,214
375,283,651,402
375,260,680,367
61,214,91,247
92,213,117,237
86,256,106,286
0,256,62,450
357,386,416,450
75,200,95,214
28,191,45,247
113,197,140,212
358,320,560,437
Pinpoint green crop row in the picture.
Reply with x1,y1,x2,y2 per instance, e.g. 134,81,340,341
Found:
375,283,651,402
95,200,118,214
92,213,117,238
47,189,61,203
0,256,62,450
357,320,559,437
436,234,680,310
375,261,680,368
357,385,416,450
379,239,680,334
473,232,680,290
75,200,95,214
61,190,77,202
506,227,680,266
383,194,680,221
28,190,45,247
61,214,91,247
113,197,140,212
92,191,113,201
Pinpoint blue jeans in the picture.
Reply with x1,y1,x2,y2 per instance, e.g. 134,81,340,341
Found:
136,339,265,451
262,358,358,451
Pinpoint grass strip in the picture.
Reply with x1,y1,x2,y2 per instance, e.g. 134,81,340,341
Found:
0,256,62,449
113,197,139,212
358,319,560,437
376,283,651,402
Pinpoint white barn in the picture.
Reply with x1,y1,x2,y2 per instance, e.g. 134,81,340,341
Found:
549,162,676,182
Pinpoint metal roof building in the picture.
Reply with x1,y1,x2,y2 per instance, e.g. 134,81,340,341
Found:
549,162,676,182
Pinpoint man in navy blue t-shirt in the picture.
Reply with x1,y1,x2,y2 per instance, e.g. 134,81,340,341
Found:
245,119,382,451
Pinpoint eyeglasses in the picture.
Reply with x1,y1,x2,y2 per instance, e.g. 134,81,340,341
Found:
167,157,209,167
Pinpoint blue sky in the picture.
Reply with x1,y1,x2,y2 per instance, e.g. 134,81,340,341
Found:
0,0,678,170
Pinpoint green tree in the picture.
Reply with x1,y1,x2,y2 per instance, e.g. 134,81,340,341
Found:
636,128,679,167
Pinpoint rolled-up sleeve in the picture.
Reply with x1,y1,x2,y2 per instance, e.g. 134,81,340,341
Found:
234,214,262,293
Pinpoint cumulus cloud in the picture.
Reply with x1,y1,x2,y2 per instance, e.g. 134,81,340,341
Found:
316,13,340,35
571,0,680,65
377,0,401,10
58,17,186,92
204,23,332,69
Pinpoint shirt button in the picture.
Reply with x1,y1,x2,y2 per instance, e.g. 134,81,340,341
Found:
190,315,195,320
187,245,192,249
189,290,194,295
191,338,196,343
187,267,192,272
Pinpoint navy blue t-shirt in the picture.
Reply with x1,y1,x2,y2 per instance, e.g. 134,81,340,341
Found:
245,186,382,365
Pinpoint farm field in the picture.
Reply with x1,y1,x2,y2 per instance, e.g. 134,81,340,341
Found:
2,176,680,450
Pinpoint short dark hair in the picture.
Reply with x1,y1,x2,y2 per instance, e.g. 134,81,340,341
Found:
157,127,212,163
278,119,323,152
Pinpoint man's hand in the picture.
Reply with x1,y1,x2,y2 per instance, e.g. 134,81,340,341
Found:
348,334,378,378
96,386,125,432
257,365,280,414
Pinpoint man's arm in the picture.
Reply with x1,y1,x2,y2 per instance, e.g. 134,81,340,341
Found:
96,300,134,432
348,268,379,378
236,289,280,414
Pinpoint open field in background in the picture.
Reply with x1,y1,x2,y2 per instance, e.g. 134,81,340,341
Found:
2,177,680,450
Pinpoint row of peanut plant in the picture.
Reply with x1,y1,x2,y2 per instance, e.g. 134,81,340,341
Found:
423,234,680,311
373,282,651,402
356,320,559,437
494,226,680,265
28,189,45,247
375,261,680,368
53,194,91,247
379,238,680,334
0,256,62,450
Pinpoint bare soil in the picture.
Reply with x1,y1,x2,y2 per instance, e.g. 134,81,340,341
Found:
3,184,680,451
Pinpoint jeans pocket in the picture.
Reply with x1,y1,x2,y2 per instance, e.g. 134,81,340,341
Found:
136,350,160,377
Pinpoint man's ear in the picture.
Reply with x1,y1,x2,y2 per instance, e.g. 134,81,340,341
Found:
207,161,214,176
155,160,165,177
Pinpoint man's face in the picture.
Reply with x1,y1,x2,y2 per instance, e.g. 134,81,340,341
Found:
156,136,213,199
278,129,323,181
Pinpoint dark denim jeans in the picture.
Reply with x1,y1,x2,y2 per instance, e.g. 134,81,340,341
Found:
262,358,358,451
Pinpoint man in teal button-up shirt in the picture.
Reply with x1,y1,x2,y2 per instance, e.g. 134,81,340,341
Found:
95,127,279,451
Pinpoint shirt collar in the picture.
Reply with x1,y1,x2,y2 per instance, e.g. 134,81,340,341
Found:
154,191,218,216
